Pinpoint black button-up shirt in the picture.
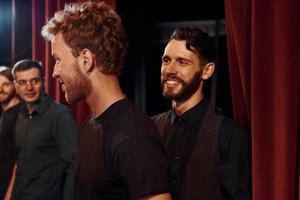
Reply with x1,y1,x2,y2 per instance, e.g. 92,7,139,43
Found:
163,98,250,200
13,94,78,200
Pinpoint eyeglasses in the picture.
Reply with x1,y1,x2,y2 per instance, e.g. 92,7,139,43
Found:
15,77,41,87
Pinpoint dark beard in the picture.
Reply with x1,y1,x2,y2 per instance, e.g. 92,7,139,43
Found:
0,91,16,105
161,71,202,102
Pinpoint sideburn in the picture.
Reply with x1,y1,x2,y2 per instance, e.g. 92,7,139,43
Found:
174,70,203,102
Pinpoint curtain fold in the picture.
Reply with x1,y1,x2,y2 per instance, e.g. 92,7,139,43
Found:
32,0,115,126
225,0,300,199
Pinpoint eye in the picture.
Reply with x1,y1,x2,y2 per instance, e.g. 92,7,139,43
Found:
31,78,41,84
162,57,170,65
178,58,190,66
179,60,189,65
17,80,27,86
53,56,61,65
2,82,11,87
55,59,61,65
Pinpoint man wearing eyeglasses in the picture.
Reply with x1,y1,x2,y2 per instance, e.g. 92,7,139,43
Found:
7,59,78,200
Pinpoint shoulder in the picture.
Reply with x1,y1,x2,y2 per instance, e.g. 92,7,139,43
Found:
111,100,157,133
6,104,21,114
45,99,76,126
218,115,249,159
3,104,20,119
219,116,248,138
151,111,170,122
104,102,163,152
48,98,73,116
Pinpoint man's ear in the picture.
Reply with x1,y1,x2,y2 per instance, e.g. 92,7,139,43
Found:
201,62,215,80
79,48,95,75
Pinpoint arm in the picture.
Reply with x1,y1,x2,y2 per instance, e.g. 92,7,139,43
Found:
52,109,78,200
4,163,17,200
218,120,250,200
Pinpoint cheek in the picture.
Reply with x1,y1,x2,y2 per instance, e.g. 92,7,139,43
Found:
7,87,14,94
36,84,42,91
182,68,194,78
161,66,166,75
67,68,78,81
15,86,21,94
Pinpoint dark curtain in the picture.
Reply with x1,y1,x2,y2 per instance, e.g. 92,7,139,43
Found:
31,0,115,126
225,0,300,199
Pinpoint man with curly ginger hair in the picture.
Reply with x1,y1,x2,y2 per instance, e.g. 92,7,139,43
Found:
42,1,172,200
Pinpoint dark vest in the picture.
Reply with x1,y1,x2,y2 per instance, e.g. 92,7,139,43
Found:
153,108,224,200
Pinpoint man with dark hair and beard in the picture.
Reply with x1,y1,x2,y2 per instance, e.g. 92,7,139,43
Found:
0,66,20,199
152,26,250,200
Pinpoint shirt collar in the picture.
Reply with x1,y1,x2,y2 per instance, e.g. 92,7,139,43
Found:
20,93,50,116
170,97,209,126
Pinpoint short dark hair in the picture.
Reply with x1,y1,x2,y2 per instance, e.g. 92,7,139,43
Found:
170,26,216,64
0,66,14,82
12,59,44,79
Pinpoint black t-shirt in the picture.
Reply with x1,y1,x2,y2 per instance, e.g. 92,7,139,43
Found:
0,104,19,199
75,98,170,200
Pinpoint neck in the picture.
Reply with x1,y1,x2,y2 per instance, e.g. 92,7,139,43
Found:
172,83,204,116
1,96,20,112
86,72,125,118
26,103,34,114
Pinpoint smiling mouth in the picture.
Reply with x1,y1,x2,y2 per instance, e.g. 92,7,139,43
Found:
162,76,183,86
57,78,64,84
57,78,66,92
60,84,65,92
165,79,180,85
25,93,36,97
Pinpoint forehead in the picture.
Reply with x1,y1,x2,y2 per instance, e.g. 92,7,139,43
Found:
51,33,73,55
0,75,11,83
14,68,40,80
52,32,63,48
164,39,195,58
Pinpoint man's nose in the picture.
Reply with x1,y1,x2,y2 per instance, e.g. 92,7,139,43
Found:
164,62,177,74
52,64,59,78
25,82,34,89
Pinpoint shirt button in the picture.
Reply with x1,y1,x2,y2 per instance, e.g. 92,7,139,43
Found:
174,156,180,161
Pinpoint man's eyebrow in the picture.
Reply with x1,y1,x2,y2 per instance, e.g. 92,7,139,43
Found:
161,55,170,60
177,57,192,63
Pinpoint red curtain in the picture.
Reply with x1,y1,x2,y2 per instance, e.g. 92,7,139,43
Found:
225,0,300,199
31,0,115,126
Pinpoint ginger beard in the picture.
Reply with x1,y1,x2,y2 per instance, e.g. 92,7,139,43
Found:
62,61,92,104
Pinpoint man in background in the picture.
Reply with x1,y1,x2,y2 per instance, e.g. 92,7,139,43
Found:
42,2,171,200
0,66,19,199
153,26,250,200
10,59,78,200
